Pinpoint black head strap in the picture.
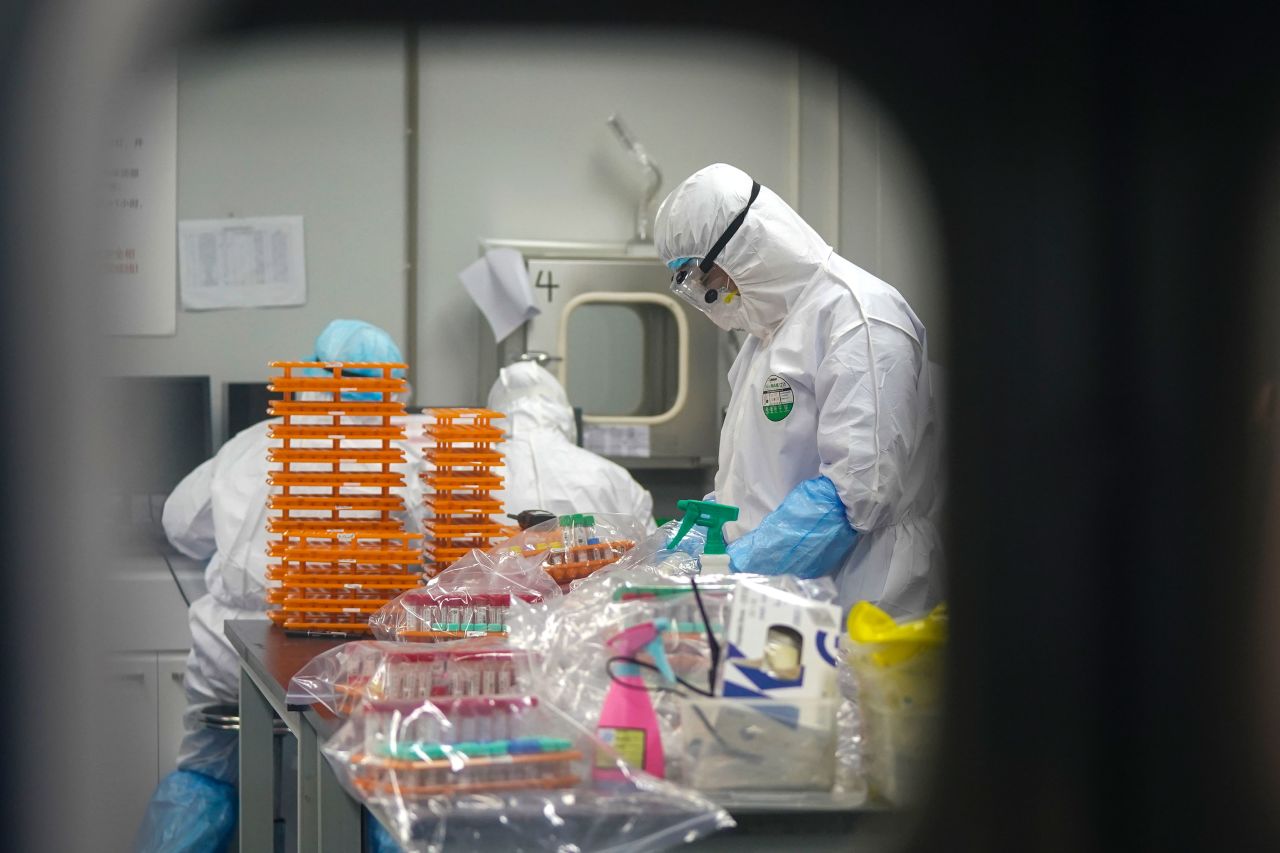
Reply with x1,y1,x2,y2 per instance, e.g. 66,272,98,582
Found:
699,180,761,274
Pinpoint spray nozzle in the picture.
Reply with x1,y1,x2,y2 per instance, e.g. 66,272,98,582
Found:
668,499,740,556
607,618,675,683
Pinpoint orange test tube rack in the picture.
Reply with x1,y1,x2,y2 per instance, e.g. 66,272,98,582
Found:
421,408,507,576
265,361,423,635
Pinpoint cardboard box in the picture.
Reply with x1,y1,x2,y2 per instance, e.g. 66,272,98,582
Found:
718,578,843,703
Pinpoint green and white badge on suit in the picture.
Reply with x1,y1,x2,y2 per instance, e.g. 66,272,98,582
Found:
656,163,944,616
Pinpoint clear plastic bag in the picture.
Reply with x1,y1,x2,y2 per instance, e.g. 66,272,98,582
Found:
599,518,707,577
490,512,651,586
834,648,868,797
506,567,864,807
286,638,537,716
321,694,735,852
368,546,560,642
370,513,653,642
507,570,733,745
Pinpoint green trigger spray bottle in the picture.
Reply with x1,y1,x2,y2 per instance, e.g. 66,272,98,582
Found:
667,499,739,573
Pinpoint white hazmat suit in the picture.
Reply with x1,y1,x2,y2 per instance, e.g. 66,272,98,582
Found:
487,361,656,531
655,163,943,615
162,414,429,781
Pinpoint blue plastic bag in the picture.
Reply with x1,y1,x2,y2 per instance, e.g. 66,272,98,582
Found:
134,769,236,853
727,476,859,579
367,813,401,853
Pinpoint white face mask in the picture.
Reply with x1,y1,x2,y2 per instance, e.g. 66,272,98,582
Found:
705,292,748,332
670,259,748,332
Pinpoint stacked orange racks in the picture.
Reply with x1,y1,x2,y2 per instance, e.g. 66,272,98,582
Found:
265,361,423,635
421,408,507,576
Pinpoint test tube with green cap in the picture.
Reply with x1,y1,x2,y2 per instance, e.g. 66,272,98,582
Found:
552,515,573,565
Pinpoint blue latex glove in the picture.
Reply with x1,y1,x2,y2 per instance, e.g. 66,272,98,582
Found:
726,476,859,579
134,769,236,853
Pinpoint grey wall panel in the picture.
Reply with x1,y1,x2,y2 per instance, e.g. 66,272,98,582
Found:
106,34,408,446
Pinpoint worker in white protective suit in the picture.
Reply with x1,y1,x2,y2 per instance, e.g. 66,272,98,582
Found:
135,319,424,853
487,360,656,532
655,163,942,616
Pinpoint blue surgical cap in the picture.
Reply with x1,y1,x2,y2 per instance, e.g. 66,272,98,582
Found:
311,319,404,378
300,320,406,401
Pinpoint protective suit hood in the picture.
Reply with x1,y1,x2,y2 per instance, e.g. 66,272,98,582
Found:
655,163,833,340
485,361,656,531
487,361,576,442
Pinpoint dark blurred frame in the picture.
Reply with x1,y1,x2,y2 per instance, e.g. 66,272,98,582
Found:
5,3,1280,852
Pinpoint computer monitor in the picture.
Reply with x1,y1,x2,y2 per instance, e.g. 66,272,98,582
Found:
226,381,274,438
104,375,213,498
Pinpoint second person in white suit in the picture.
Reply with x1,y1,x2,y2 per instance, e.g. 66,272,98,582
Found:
487,360,655,533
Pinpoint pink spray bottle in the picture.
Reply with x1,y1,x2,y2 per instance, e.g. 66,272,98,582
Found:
594,618,674,781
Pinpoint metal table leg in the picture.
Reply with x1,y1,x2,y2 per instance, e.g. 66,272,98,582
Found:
297,715,319,852
314,714,363,853
239,663,276,852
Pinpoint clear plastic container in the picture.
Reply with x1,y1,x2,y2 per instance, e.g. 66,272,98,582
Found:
856,695,938,806
845,602,945,806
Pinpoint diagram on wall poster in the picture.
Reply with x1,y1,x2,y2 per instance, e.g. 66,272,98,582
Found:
101,60,177,336
178,215,307,310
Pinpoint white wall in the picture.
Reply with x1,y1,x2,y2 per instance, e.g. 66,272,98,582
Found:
838,77,948,361
105,34,409,445
105,29,946,434
414,29,802,406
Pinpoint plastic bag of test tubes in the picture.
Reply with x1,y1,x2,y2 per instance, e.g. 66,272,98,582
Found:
287,639,537,716
369,528,565,642
492,512,648,586
368,590,544,642
322,694,735,853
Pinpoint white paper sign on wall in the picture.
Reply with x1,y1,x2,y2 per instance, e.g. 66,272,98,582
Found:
102,61,178,336
178,215,307,310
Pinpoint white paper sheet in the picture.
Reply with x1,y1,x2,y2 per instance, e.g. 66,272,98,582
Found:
178,215,307,310
582,424,651,458
460,248,540,342
102,60,178,336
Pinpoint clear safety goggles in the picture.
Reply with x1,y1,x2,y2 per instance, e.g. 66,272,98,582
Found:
667,179,761,312
669,258,737,307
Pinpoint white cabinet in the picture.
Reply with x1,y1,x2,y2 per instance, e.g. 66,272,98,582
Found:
102,557,196,852
158,651,191,777
101,653,161,853
100,650,192,853
106,556,194,651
